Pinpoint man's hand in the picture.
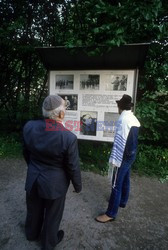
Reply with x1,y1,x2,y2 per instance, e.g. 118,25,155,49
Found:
108,161,117,168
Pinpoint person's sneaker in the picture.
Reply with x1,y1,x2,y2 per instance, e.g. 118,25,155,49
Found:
57,230,64,245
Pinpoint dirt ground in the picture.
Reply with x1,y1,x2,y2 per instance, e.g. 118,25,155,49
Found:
0,158,168,250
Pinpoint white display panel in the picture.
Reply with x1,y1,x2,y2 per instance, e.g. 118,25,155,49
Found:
49,70,136,142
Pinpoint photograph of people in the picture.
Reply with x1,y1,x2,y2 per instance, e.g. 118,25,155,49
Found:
105,74,128,91
119,75,127,91
55,75,74,89
112,76,120,90
64,96,71,110
72,95,78,110
103,112,119,137
80,74,100,90
80,111,97,136
59,95,78,110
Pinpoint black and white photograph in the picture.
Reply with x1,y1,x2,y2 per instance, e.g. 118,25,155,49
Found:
80,111,97,136
103,112,119,137
59,94,78,110
55,75,74,89
80,74,100,90
105,74,128,91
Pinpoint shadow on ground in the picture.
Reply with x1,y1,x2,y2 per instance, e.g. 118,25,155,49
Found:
0,159,168,250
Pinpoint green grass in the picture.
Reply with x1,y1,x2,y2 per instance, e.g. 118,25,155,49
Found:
0,136,167,182
0,135,22,158
79,140,168,181
78,140,111,175
132,144,168,182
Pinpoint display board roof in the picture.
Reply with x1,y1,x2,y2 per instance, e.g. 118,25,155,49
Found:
36,43,150,70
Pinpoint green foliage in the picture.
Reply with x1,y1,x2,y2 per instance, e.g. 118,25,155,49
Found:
136,90,168,144
136,44,168,145
133,144,168,182
0,135,22,158
0,0,168,179
1,0,168,137
64,0,168,49
79,140,111,175
79,141,168,181
0,0,55,131
0,135,167,182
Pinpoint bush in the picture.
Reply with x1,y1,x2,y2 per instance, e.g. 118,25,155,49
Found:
136,90,168,146
1,136,167,182
0,135,22,158
78,140,111,175
79,140,168,182
133,144,168,181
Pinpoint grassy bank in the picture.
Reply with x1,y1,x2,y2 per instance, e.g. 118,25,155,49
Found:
0,136,167,182
0,135,22,158
78,140,168,182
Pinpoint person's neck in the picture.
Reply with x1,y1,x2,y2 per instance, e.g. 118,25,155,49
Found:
55,119,63,124
121,110,131,114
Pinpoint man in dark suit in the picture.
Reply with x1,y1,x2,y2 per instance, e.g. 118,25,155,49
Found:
23,95,82,250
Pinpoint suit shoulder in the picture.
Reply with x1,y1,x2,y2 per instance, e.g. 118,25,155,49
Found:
23,119,43,131
62,127,77,141
24,120,35,128
23,120,32,130
66,129,77,140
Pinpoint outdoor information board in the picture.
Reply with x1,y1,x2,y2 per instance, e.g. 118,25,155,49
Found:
36,44,149,141
49,69,136,141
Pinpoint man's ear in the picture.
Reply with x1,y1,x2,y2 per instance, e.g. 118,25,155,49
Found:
59,110,64,119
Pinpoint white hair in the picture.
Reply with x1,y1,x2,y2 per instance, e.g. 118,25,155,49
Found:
42,104,65,119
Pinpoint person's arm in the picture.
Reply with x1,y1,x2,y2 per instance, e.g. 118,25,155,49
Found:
123,126,139,159
65,137,82,193
23,138,30,165
22,124,30,165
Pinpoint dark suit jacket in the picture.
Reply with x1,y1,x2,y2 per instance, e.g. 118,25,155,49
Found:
23,119,82,199
123,126,139,161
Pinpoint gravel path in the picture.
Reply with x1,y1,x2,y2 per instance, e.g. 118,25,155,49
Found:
0,158,168,250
